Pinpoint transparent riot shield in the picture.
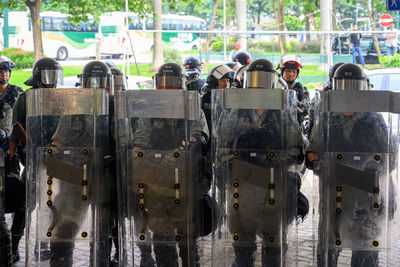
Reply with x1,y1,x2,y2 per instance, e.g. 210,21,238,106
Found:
25,88,110,266
115,90,205,266
313,90,400,266
212,88,307,266
0,149,11,265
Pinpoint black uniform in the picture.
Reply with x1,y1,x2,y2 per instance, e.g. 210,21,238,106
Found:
186,77,205,93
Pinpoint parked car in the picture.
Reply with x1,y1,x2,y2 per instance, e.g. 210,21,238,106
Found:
332,35,395,64
364,68,400,91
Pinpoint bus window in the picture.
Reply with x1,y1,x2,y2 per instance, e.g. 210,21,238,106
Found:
42,17,52,31
52,17,65,31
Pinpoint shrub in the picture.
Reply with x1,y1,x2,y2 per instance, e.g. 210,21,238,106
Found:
379,54,400,67
210,40,235,52
0,48,34,69
163,48,183,65
248,41,281,53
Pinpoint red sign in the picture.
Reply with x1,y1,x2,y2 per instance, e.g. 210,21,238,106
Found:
379,14,393,27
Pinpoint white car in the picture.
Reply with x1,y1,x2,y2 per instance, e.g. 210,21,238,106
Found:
364,68,400,91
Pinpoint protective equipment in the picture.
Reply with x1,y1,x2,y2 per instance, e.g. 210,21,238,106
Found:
225,61,243,73
245,59,278,89
104,60,116,69
279,55,302,77
183,56,202,75
154,63,185,90
25,87,110,265
333,63,368,91
110,68,128,92
205,65,234,89
307,85,400,266
0,56,15,84
115,89,205,266
329,62,345,82
80,61,113,92
212,86,306,266
322,62,345,91
232,51,252,66
24,58,63,88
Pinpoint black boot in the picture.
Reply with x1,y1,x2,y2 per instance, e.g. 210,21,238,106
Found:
231,245,256,267
153,237,179,267
11,234,21,263
179,243,200,267
139,243,156,267
261,245,281,267
50,241,74,267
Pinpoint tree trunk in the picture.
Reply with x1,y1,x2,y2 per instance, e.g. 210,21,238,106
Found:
365,0,382,63
305,18,310,42
25,0,43,61
276,0,287,54
332,0,337,30
236,0,247,50
203,0,220,72
151,0,164,72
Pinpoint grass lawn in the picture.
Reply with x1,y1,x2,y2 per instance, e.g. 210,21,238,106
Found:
9,63,328,90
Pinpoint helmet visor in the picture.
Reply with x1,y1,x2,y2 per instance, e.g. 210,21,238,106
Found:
114,74,128,91
245,70,277,89
41,69,64,86
82,76,111,91
333,78,368,91
154,74,183,89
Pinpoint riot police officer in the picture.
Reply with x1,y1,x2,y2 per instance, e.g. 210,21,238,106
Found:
44,61,111,267
213,59,307,267
183,56,205,93
278,55,310,126
0,56,22,264
232,50,252,66
306,63,397,267
322,62,345,91
10,57,63,262
131,62,209,266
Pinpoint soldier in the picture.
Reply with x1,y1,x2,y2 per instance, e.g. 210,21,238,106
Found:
278,55,310,126
306,63,397,267
129,62,209,266
10,57,63,262
183,56,205,93
39,61,111,267
213,59,307,267
0,56,21,264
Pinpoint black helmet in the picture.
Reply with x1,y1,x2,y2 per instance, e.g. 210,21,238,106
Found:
329,62,345,82
333,63,368,91
154,62,185,89
206,64,234,89
81,61,112,92
104,60,116,69
225,61,243,73
183,56,202,75
111,68,128,91
0,56,15,84
232,51,252,66
24,57,63,88
245,59,277,89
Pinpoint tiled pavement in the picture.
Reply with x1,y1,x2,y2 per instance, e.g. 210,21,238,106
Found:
6,170,400,266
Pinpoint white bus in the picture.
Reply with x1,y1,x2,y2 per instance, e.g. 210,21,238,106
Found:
6,11,98,60
129,13,207,52
99,12,207,55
